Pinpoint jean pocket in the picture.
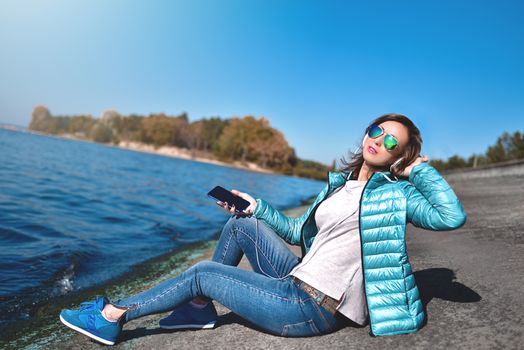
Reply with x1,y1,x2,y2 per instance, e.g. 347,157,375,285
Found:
281,319,321,337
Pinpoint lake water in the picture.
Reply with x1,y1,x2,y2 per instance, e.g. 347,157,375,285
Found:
0,128,324,327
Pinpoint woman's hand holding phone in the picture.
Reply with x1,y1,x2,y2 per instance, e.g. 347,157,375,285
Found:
216,189,257,216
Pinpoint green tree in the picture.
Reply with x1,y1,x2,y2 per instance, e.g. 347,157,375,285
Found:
429,159,447,171
172,113,191,148
486,133,510,163
508,131,524,160
29,105,51,128
68,115,96,136
216,116,255,162
292,159,331,180
188,117,229,151
447,154,468,169
118,114,144,141
29,105,55,132
89,122,113,143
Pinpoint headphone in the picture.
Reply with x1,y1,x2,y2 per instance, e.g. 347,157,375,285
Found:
389,157,404,172
361,134,368,147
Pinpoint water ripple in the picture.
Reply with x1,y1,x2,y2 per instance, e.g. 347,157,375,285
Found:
0,128,325,326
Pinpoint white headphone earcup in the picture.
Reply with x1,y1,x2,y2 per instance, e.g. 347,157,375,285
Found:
362,134,368,147
391,157,404,169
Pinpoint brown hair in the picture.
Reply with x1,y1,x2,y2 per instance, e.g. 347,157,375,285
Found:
339,113,422,179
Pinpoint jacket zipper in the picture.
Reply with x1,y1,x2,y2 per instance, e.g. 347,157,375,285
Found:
298,170,375,335
358,175,375,336
300,170,376,335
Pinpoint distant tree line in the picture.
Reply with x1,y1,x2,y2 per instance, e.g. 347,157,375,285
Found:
30,106,519,178
429,131,524,171
28,106,334,180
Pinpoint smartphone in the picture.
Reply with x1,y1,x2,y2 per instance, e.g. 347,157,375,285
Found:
207,186,250,213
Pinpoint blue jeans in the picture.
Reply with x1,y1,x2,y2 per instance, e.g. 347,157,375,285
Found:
113,215,344,337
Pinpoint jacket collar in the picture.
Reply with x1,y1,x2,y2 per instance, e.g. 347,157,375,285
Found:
328,169,399,190
327,170,349,189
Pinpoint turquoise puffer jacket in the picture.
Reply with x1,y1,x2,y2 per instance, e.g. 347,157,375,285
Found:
253,162,467,336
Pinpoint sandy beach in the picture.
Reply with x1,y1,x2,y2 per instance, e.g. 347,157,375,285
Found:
116,141,276,175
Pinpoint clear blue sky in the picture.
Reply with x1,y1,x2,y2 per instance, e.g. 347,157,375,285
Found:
1,0,523,165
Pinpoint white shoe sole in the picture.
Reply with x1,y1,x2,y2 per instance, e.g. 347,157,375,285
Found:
159,321,216,330
60,314,116,345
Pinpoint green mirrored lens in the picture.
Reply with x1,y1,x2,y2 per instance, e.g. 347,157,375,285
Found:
368,125,383,138
384,134,398,150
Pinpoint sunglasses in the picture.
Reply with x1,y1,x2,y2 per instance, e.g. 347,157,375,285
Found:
367,124,399,151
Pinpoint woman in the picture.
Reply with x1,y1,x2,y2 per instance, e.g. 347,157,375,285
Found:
59,113,467,345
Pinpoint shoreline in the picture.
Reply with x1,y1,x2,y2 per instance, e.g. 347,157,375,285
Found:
115,140,276,175
1,202,312,350
0,239,220,349
0,126,278,176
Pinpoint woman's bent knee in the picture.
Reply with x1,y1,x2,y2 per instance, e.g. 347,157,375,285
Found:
228,214,257,226
225,215,258,236
223,215,256,233
192,260,227,275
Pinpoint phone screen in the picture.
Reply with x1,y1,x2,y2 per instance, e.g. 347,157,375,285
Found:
207,186,250,212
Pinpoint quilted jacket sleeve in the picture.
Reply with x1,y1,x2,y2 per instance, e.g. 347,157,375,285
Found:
404,162,467,230
252,184,328,245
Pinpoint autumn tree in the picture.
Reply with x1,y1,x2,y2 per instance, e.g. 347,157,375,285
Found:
250,126,294,170
217,116,295,171
140,113,177,147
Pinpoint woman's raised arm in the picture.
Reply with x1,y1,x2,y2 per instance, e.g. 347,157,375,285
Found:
402,162,467,230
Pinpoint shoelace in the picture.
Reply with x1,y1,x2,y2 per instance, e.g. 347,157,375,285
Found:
79,296,103,311
79,301,96,311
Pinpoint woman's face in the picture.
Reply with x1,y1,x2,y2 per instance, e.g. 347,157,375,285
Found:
362,120,409,169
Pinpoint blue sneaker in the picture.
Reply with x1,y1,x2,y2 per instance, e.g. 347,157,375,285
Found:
159,301,217,330
59,296,122,345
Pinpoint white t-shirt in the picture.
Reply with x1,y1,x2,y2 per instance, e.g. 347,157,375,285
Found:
289,179,368,325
